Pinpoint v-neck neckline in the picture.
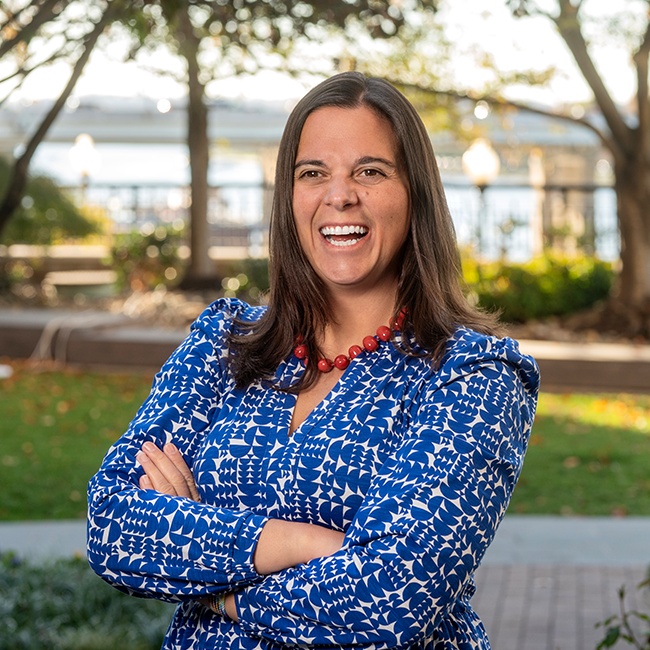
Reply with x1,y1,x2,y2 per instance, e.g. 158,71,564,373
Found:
285,340,390,440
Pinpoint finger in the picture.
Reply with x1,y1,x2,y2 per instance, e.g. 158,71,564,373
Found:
164,443,200,502
141,441,193,499
136,449,179,497
139,474,153,490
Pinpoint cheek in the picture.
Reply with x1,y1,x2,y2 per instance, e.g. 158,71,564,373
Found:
292,198,314,249
292,191,309,223
292,191,320,234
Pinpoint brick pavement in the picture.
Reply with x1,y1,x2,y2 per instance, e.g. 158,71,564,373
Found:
473,564,648,650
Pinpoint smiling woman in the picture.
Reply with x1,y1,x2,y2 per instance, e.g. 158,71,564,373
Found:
87,72,540,650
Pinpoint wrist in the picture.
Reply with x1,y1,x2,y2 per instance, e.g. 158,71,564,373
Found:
208,593,229,619
225,593,238,622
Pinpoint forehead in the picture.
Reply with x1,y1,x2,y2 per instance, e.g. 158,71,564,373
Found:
296,105,398,159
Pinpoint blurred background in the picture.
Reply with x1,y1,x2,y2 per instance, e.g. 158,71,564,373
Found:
0,0,634,328
0,1,649,649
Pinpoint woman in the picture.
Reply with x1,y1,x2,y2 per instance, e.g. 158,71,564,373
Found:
88,71,539,650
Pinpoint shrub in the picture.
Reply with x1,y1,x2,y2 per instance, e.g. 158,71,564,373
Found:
0,552,175,650
0,157,100,247
111,223,185,292
219,257,269,303
462,254,614,323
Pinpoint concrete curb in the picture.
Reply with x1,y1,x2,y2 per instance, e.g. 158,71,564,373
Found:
3,308,650,392
2,515,648,565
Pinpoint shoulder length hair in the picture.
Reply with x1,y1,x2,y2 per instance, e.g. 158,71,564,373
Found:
227,71,500,390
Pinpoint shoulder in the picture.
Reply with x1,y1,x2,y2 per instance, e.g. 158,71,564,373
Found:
191,298,266,339
411,328,539,461
436,327,540,395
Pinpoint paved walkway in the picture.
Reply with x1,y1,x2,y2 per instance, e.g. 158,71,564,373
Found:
1,515,648,649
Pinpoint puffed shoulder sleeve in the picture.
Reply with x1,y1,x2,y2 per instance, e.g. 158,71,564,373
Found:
87,299,268,601
234,333,539,650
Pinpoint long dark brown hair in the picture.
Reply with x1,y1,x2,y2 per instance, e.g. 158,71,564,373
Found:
227,71,500,390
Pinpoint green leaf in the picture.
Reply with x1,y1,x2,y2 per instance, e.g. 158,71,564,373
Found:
597,625,621,648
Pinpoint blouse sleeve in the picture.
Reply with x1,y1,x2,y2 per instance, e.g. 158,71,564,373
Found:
234,337,539,649
86,300,268,602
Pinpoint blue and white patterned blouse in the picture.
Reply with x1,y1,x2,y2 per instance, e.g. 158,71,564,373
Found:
87,298,539,650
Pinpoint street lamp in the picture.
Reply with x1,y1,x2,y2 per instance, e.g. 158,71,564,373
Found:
69,133,100,200
462,138,500,255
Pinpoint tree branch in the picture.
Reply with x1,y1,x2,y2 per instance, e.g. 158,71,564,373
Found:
0,76,27,109
386,78,615,152
0,47,70,85
554,0,633,156
0,0,41,35
0,0,64,59
633,15,650,157
0,1,116,233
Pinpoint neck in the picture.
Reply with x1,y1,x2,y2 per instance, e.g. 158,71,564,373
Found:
319,282,398,357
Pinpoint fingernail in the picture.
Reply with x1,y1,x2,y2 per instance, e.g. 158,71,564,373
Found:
143,442,156,453
164,443,177,453
136,452,146,464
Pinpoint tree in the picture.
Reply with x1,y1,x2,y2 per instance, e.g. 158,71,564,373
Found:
504,0,650,336
375,1,650,336
0,0,122,240
123,0,439,288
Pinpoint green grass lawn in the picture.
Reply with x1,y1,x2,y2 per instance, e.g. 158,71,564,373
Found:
0,361,154,520
510,392,650,516
0,361,649,519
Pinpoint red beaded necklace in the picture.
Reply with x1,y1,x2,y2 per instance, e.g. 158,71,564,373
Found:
294,310,405,373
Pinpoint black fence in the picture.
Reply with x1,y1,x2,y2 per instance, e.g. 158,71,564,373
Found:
70,181,619,262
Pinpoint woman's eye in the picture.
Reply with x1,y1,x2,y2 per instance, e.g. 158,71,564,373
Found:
360,168,384,178
299,170,321,179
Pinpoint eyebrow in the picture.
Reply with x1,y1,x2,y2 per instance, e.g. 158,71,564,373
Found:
357,156,397,168
294,159,326,169
294,156,397,170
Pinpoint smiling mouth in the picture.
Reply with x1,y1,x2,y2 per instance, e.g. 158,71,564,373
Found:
319,225,368,247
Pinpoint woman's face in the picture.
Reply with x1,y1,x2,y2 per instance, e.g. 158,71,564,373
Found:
292,105,410,296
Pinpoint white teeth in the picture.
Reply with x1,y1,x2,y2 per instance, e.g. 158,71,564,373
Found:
319,225,368,236
329,238,361,247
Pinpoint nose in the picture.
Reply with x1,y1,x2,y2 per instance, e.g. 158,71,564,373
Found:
324,176,358,211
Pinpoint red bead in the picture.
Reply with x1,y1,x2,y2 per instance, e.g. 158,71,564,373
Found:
376,325,391,341
348,344,363,359
363,335,379,352
294,344,307,359
317,358,333,372
394,310,406,331
334,354,349,370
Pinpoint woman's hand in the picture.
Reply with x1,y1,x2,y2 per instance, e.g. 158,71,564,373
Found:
136,442,200,502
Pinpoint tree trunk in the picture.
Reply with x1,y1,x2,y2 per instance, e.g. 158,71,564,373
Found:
576,154,650,337
177,10,214,289
554,151,650,337
610,158,650,334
